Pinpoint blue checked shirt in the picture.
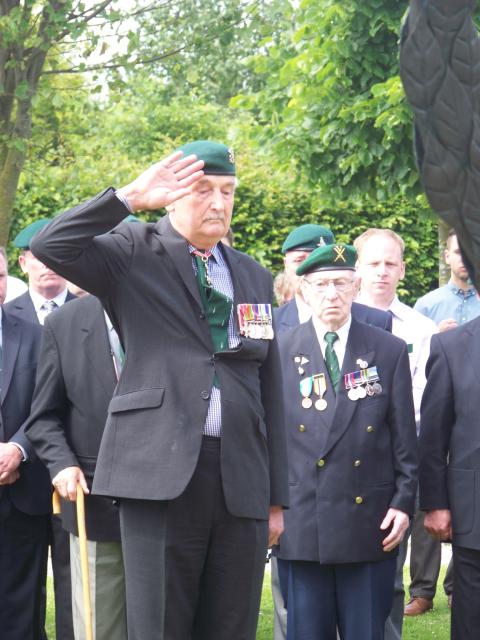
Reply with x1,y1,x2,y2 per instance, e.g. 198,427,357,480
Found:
189,243,240,437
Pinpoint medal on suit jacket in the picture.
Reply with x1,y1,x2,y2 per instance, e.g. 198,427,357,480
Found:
344,366,381,401
299,376,313,409
237,303,274,339
313,373,327,411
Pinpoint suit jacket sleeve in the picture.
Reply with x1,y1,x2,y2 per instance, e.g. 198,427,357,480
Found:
389,343,419,516
30,189,133,298
24,318,80,479
261,290,289,508
418,334,454,511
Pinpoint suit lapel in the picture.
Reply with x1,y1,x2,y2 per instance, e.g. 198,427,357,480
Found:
81,299,117,396
321,319,375,456
1,311,21,405
11,292,38,324
155,215,204,312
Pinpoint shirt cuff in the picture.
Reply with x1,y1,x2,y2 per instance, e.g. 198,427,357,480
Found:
115,189,133,213
10,442,27,462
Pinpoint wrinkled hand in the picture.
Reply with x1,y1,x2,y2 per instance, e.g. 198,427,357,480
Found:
380,508,410,552
424,509,452,541
52,466,89,502
0,442,23,476
438,318,458,332
0,469,20,485
268,506,284,547
117,151,204,212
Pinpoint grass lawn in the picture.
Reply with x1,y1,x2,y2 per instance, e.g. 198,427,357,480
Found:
46,567,451,639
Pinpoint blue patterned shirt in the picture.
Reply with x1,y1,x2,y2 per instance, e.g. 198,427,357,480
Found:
189,243,240,437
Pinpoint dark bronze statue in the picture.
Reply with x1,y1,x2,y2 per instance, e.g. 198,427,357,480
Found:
400,0,480,287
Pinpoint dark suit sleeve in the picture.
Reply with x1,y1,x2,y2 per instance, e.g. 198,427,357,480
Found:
388,343,418,516
30,189,133,298
260,310,289,508
418,334,454,511
24,318,80,480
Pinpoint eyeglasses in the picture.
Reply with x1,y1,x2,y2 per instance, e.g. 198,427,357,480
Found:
304,278,355,293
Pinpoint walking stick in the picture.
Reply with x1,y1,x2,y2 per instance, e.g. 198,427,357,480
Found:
52,486,94,640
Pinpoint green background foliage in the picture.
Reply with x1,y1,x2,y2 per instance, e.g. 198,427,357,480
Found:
6,1,449,306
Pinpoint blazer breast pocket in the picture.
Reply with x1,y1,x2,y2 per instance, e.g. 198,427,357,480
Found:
108,387,165,414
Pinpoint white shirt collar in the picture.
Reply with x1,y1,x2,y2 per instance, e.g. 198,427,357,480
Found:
29,287,68,314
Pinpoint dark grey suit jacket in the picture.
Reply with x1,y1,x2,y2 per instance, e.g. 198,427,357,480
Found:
25,295,121,542
419,316,480,551
276,318,417,564
4,290,76,325
0,309,51,515
274,298,392,333
31,188,289,519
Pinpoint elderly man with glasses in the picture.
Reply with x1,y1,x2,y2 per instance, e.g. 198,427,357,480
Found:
274,243,418,640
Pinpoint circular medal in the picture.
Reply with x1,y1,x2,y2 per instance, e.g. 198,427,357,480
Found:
298,367,305,375
315,398,328,411
356,385,367,399
365,384,375,397
302,397,313,409
348,388,358,401
372,382,382,395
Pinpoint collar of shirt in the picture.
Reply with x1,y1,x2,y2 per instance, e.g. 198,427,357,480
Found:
447,279,477,299
295,293,313,324
0,307,3,347
311,313,352,370
188,242,222,264
29,287,68,314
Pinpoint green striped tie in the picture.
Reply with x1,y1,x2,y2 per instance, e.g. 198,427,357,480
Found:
324,331,340,392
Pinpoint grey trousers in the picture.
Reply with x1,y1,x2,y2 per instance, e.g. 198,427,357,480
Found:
70,535,127,640
271,557,287,640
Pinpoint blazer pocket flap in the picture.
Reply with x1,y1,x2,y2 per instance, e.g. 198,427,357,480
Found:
109,388,165,414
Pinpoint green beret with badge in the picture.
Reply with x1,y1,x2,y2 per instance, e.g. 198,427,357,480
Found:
296,243,357,276
177,140,236,176
281,224,335,254
13,218,52,249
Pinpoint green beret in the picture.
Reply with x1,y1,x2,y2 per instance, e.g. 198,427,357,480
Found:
296,243,357,276
177,140,236,176
281,224,335,254
13,218,52,249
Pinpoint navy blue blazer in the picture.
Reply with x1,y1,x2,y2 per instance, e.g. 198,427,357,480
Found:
274,298,392,334
276,318,417,564
0,309,51,515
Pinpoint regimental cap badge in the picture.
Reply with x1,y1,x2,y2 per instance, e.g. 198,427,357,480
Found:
228,147,235,164
296,242,357,275
317,237,326,247
333,245,347,263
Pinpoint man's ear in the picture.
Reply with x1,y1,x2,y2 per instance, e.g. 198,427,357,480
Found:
18,253,27,274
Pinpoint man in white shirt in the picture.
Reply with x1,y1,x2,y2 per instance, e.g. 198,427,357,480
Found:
354,228,437,639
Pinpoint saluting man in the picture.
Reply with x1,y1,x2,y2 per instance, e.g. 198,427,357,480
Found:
275,244,418,640
30,141,289,640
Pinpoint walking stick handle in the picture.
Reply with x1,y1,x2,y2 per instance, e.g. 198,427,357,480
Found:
52,488,61,514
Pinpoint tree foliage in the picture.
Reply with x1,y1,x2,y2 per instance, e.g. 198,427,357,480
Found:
232,0,418,206
0,0,272,244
